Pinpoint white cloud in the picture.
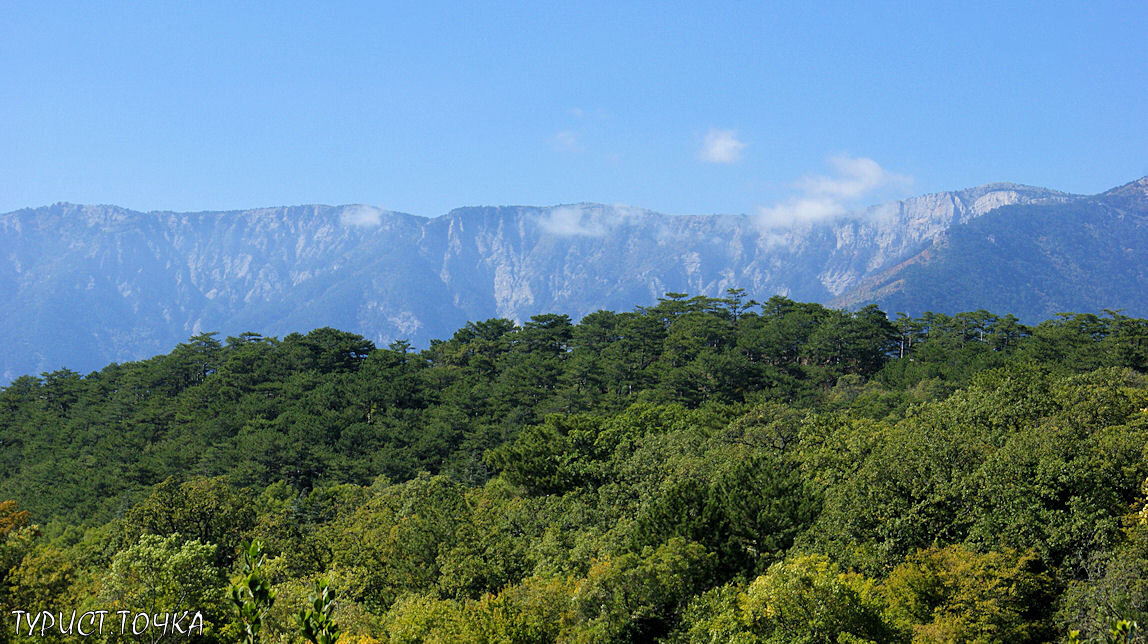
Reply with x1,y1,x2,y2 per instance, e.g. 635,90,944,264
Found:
551,130,583,152
339,204,383,227
699,128,747,164
797,155,910,199
537,204,644,237
757,155,912,229
759,196,847,226
538,206,606,237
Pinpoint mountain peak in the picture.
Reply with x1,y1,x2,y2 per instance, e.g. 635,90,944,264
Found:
1097,176,1148,210
1103,175,1148,195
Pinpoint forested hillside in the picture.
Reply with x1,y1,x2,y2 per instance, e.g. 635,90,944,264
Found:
2,293,1147,642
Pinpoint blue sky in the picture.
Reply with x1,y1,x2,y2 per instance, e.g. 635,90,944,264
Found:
2,2,1145,218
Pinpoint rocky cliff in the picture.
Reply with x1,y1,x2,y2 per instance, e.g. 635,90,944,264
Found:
3,178,1136,383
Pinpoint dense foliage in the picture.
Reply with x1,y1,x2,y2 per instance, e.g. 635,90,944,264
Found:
2,292,1147,642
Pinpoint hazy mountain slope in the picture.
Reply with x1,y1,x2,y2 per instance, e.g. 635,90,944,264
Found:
814,183,1075,294
833,177,1148,319
0,204,437,381
420,182,1071,322
0,180,1130,383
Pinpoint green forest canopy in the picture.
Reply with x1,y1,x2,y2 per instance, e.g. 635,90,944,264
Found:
2,292,1147,642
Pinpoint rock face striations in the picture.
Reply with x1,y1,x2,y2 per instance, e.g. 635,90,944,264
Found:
2,178,1144,383
834,177,1148,318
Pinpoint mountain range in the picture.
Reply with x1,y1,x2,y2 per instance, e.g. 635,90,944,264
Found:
2,177,1145,383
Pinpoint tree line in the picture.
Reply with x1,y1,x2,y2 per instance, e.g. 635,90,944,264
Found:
2,292,1147,641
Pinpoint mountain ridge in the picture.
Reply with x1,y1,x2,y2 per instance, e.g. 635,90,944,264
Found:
1,178,1143,383
837,176,1147,317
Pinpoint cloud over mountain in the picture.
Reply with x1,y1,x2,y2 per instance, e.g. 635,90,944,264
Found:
339,205,384,227
758,155,912,229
